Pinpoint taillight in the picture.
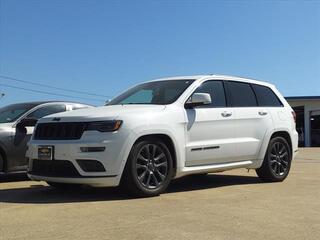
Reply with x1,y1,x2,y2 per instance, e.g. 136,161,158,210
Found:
291,111,296,123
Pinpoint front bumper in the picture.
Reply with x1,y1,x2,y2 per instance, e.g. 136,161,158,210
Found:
28,174,119,187
27,158,120,187
26,130,134,186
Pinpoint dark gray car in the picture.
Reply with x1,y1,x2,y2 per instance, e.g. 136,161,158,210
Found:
0,101,92,173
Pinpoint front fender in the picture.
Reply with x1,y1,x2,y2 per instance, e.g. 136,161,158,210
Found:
117,125,185,179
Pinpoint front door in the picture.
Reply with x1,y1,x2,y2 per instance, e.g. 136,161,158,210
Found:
185,80,237,166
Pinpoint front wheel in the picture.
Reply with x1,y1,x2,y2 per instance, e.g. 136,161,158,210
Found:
121,138,174,197
256,136,292,182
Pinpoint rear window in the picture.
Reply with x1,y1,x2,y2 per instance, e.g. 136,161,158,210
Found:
227,81,257,107
252,84,283,107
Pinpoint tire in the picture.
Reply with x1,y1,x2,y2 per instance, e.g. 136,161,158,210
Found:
121,138,174,197
256,136,292,182
46,181,82,190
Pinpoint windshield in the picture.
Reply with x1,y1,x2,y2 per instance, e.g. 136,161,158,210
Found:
0,103,37,123
108,80,195,105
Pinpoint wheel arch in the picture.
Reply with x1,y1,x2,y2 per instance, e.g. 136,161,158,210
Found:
254,129,293,169
256,130,293,182
133,134,177,175
269,131,293,156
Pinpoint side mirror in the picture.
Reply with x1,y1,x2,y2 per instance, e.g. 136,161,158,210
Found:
17,117,38,128
185,93,212,109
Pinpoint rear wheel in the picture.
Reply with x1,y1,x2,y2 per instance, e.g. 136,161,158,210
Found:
121,138,173,197
46,181,82,189
256,136,292,182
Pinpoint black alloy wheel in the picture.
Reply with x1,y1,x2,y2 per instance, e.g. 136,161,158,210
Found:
121,138,173,197
256,136,292,182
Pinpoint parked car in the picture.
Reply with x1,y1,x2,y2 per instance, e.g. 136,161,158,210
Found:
27,75,298,197
0,101,92,173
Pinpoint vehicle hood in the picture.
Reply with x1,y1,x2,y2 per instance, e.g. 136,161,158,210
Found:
39,105,166,123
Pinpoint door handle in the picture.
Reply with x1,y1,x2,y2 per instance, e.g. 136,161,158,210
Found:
221,111,232,117
258,111,268,116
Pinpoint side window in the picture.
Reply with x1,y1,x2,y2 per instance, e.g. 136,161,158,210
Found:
227,81,257,107
27,104,66,119
252,84,283,107
193,81,226,107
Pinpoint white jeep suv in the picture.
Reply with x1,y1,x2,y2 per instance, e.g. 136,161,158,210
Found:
27,75,298,197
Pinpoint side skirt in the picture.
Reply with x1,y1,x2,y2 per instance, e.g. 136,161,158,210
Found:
175,160,253,178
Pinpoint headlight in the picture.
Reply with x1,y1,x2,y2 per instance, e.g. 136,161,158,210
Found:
86,120,122,132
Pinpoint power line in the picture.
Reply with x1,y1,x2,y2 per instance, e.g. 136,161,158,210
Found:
0,83,105,103
0,75,113,98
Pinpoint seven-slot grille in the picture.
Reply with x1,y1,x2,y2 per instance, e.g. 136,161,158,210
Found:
34,122,87,140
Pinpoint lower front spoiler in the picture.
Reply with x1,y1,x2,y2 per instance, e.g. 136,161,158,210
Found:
27,174,120,187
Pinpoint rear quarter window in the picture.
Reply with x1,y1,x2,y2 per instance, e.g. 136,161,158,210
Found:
252,84,283,107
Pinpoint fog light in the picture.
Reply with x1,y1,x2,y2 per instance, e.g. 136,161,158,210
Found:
80,147,106,152
76,159,106,172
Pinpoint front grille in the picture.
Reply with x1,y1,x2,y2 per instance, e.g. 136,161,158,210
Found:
34,122,86,140
30,159,81,178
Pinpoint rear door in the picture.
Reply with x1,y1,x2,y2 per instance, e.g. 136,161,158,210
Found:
225,81,273,161
185,80,237,166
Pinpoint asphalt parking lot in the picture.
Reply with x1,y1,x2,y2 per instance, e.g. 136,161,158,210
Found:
0,148,319,240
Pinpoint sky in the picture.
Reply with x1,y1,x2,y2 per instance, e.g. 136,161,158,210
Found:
0,0,319,107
